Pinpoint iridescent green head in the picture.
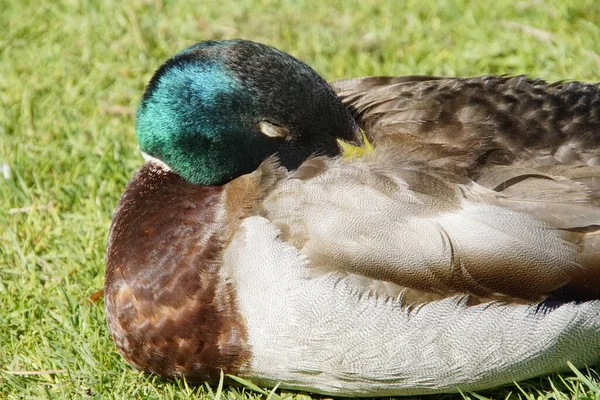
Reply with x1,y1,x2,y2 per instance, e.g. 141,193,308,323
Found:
136,39,361,186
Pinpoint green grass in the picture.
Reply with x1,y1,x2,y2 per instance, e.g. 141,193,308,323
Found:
1,0,599,398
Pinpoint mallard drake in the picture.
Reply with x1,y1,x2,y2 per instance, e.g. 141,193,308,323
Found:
105,39,600,396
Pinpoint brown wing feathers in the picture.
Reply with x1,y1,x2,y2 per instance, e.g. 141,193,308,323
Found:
334,76,600,173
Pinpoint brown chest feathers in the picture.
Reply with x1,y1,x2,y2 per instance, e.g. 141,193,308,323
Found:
105,163,251,382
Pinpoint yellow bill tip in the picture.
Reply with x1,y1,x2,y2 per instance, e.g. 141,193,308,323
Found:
338,130,374,159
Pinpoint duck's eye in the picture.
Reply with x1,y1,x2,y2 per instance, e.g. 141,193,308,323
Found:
258,121,289,139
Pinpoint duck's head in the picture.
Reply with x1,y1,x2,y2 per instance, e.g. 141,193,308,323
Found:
136,39,361,186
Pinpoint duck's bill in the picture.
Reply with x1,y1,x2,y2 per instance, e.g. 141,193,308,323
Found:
337,122,364,147
337,129,374,159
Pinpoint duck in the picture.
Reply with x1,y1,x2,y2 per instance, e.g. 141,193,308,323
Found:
105,39,600,396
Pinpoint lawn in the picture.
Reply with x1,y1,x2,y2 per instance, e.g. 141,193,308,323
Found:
1,0,599,398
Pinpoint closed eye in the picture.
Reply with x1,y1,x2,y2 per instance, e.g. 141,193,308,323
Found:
258,121,290,139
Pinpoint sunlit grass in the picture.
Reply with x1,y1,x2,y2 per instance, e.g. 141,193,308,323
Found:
1,0,599,398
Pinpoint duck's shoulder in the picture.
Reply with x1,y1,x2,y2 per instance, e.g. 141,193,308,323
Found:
332,75,600,174
331,75,600,119
105,161,267,382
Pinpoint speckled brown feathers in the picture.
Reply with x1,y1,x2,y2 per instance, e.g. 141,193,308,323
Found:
105,162,251,382
333,76,600,175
